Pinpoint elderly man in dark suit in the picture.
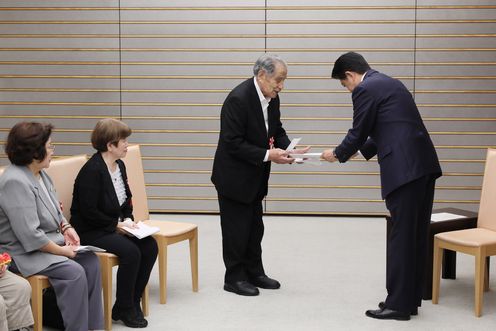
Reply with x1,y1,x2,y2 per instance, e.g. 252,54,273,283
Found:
212,54,309,296
322,52,442,320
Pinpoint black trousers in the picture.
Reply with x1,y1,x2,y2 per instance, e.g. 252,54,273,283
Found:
218,194,266,283
384,175,436,313
86,232,158,310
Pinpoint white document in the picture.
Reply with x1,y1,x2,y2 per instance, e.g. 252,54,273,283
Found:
74,245,106,253
431,212,468,223
289,153,322,159
122,221,160,239
285,137,302,151
289,152,322,165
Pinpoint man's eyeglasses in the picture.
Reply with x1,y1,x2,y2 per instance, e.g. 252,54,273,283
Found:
47,144,55,151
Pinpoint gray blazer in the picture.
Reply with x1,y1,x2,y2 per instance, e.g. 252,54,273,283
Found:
0,165,67,276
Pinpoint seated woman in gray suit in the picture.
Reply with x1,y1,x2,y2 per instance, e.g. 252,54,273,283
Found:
0,122,104,331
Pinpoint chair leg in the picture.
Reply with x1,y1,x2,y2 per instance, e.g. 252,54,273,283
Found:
484,257,490,292
101,259,113,331
142,285,149,317
432,239,443,304
190,228,199,292
29,279,43,331
474,250,485,317
157,238,168,304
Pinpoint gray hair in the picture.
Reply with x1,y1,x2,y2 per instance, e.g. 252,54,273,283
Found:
253,54,287,76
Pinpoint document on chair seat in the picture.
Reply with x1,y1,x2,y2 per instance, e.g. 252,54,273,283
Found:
121,221,160,239
431,212,468,222
74,245,106,252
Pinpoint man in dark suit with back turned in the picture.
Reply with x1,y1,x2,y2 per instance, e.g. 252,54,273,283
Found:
322,52,442,320
212,54,309,296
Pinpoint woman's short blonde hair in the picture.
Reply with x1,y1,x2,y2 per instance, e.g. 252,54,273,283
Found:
91,118,132,152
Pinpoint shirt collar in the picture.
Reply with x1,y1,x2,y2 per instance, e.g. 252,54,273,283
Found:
254,76,271,105
360,71,368,82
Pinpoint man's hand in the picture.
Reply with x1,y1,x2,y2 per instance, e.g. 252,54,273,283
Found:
321,149,338,163
288,146,311,155
268,148,294,164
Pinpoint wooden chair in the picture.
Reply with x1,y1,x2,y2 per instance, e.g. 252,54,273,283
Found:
432,148,496,316
122,144,199,304
96,252,150,330
26,275,51,331
46,155,148,330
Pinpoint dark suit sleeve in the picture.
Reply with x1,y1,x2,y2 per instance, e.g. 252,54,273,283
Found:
74,166,118,229
221,96,267,166
334,86,377,162
360,138,377,160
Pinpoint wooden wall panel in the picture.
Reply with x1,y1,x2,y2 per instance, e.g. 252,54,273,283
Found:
1,1,494,215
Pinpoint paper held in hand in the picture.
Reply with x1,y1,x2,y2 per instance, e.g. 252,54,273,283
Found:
285,137,302,151
122,221,160,239
288,153,322,160
74,245,106,253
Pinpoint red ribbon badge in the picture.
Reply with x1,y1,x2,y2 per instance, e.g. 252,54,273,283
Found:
268,136,275,149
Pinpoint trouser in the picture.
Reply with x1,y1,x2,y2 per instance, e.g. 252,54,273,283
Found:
88,232,158,310
218,194,266,283
384,175,436,313
0,270,33,331
38,251,104,331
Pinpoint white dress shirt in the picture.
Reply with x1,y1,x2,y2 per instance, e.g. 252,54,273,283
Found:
253,77,271,162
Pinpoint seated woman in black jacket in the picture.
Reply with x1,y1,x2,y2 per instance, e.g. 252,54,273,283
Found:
71,118,158,328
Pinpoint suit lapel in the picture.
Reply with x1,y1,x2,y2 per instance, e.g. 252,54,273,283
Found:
20,166,60,226
249,78,268,137
96,153,120,208
39,171,62,221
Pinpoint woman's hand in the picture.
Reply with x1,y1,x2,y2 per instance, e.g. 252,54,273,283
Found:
60,245,77,259
40,240,77,258
64,227,80,246
116,221,136,236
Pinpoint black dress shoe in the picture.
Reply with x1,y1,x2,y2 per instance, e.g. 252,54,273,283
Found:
366,308,410,321
112,305,148,328
378,301,418,316
249,275,281,289
224,281,260,296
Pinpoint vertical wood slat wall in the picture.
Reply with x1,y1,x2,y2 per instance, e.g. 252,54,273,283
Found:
0,1,495,215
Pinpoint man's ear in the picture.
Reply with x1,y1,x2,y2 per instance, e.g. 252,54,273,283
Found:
344,71,354,79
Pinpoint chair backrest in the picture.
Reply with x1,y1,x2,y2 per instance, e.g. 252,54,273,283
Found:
477,148,496,231
122,144,150,221
45,155,87,221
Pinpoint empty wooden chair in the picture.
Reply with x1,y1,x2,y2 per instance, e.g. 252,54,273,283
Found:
432,148,496,316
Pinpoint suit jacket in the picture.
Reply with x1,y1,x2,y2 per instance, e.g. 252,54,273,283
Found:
334,70,442,198
211,77,291,204
70,152,133,241
0,165,67,276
